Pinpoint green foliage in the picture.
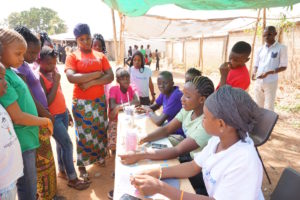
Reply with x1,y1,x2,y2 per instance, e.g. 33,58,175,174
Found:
244,11,296,36
6,7,67,34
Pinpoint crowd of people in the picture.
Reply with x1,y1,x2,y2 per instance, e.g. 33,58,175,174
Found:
0,22,287,200
126,44,160,71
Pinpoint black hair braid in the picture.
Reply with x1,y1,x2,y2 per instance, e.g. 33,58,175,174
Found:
191,76,215,98
39,31,52,48
14,26,39,44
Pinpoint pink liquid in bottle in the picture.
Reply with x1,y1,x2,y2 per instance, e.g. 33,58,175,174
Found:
126,130,137,151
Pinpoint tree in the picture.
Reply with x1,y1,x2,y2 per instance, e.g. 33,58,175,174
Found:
6,7,67,34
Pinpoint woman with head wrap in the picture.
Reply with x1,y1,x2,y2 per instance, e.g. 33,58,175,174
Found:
65,23,114,180
129,85,264,200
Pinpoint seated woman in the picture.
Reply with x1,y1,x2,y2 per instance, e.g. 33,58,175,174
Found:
130,85,264,200
119,76,214,163
142,71,184,136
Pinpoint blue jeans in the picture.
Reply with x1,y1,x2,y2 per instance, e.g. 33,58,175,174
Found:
53,111,77,180
17,149,37,200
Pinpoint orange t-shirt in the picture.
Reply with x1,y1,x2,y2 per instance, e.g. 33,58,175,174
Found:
65,50,111,100
40,73,67,116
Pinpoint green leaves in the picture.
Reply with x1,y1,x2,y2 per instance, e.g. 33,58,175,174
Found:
6,7,67,35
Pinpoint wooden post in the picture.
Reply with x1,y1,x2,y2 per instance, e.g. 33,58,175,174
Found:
249,9,261,76
182,41,186,72
171,42,174,68
199,36,204,72
111,9,118,62
222,34,230,62
118,13,125,65
262,8,266,44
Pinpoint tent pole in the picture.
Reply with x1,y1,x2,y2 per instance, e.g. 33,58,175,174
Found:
111,9,118,62
262,8,266,44
200,35,204,72
171,42,174,70
118,12,125,65
198,38,201,68
222,34,230,63
249,9,261,76
182,40,186,72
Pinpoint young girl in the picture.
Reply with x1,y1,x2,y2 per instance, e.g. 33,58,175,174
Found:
0,28,53,200
0,47,23,200
39,46,90,190
107,68,139,152
129,51,155,105
92,33,107,54
65,23,114,178
130,85,264,200
92,33,111,109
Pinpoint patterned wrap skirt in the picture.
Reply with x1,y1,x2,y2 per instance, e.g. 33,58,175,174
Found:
107,120,117,151
72,96,108,167
36,128,57,200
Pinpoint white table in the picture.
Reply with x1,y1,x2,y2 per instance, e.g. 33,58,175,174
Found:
114,113,195,199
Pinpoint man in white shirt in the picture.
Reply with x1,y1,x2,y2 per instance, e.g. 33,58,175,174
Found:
252,26,288,111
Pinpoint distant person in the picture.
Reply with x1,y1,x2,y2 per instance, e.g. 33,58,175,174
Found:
129,51,155,105
155,49,160,71
146,44,152,65
125,46,133,66
140,45,146,57
128,46,132,57
132,45,138,55
185,67,202,82
216,41,251,91
252,26,287,111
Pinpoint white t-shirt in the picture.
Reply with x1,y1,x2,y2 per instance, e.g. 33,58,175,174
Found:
130,66,152,97
254,42,288,83
194,136,264,200
0,105,23,190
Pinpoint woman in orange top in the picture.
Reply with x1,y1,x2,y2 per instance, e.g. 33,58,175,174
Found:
65,24,114,178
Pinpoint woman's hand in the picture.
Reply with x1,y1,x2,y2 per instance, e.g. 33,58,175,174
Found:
139,167,161,179
130,175,162,196
41,118,53,137
150,94,156,104
119,151,141,165
68,113,74,127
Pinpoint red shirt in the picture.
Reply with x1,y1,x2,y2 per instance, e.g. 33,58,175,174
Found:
217,66,250,91
65,50,111,100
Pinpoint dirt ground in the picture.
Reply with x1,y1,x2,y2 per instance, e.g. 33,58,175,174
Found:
55,62,300,200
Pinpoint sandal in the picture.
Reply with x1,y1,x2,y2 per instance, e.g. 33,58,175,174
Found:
79,167,92,184
67,179,90,191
